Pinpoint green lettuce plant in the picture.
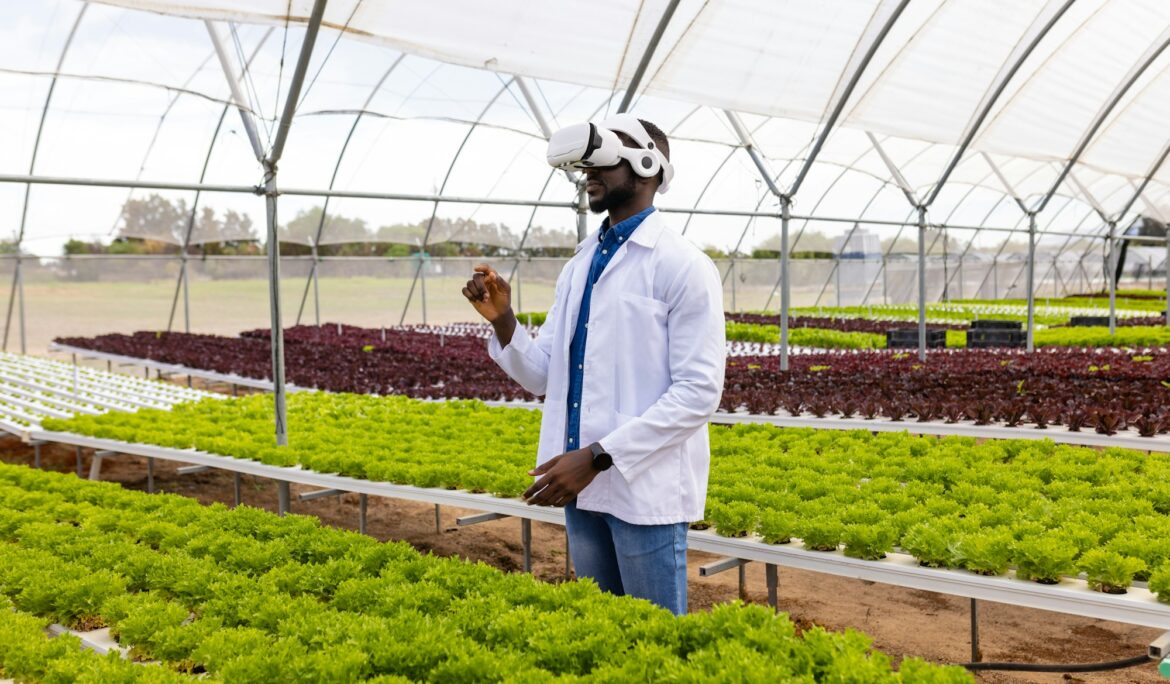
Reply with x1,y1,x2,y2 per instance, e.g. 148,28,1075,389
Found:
707,502,758,538
1077,549,1146,594
1014,536,1079,584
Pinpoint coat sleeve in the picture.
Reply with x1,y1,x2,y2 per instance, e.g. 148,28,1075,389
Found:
486,269,566,397
599,254,725,481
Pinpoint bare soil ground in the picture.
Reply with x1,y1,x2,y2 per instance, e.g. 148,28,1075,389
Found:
4,438,1163,684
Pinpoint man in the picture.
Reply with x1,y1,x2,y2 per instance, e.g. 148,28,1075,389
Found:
461,115,725,615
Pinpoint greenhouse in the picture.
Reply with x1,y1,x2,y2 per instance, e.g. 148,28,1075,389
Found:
3,0,1170,681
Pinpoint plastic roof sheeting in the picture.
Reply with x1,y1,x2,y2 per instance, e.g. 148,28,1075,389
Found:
3,0,1170,255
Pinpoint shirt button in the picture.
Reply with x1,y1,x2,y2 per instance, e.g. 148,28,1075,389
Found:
602,249,608,255
568,438,574,444
578,364,583,369
573,402,578,407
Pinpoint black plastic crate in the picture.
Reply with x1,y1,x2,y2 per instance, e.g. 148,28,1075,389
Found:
1068,315,1111,327
967,329,1025,348
886,328,947,349
969,319,1022,330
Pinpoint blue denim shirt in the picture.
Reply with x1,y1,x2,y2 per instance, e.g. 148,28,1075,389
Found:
564,205,656,451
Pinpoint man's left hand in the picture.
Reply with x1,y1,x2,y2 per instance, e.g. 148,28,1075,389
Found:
522,447,598,507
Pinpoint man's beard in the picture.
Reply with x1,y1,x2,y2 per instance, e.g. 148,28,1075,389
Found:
589,175,636,214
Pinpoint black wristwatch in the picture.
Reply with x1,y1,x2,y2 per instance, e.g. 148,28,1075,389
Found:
588,442,613,471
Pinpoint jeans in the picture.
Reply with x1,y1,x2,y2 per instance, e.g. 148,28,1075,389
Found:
563,501,689,615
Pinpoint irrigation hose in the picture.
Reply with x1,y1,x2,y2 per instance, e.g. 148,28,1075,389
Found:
963,653,1151,673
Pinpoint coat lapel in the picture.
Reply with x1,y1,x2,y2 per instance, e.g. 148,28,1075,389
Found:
560,247,594,358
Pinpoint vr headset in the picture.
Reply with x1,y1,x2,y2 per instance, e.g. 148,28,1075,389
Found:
546,114,673,194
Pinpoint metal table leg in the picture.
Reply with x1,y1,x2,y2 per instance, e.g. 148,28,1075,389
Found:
521,518,532,573
277,481,290,516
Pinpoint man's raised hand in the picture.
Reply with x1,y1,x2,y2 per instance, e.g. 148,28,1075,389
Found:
463,263,512,321
462,264,517,345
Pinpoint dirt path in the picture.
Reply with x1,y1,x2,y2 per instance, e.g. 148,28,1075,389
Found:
3,439,1164,683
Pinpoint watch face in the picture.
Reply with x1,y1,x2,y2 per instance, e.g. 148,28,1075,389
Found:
594,451,613,471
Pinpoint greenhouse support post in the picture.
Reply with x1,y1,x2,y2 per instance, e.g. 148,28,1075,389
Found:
1025,212,1036,352
295,237,322,326
917,207,927,362
183,251,190,332
1108,222,1117,335
17,256,26,354
313,241,321,326
780,196,791,370
258,0,329,445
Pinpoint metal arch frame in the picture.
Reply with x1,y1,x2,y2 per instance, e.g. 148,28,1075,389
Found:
926,162,1071,301
262,0,330,451
4,3,88,355
292,54,406,327
504,76,588,293
917,4,1170,353
1064,142,1170,326
922,0,1075,209
1059,175,1142,330
1002,191,1111,297
790,0,911,198
398,77,518,325
949,169,1073,300
844,165,999,307
925,169,1007,301
513,74,593,248
973,178,1081,299
616,0,682,114
1029,207,1115,300
204,1,329,449
724,0,910,370
978,152,1046,349
809,143,938,307
1112,139,1170,229
699,116,812,257
1016,190,1117,285
1035,25,1170,216
165,27,276,335
719,129,810,307
207,23,267,163
921,156,1057,300
971,188,1087,300
863,132,936,358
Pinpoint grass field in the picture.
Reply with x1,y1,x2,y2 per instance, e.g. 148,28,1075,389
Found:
10,276,557,357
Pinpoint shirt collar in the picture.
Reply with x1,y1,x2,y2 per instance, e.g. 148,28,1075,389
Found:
599,205,655,242
576,206,662,253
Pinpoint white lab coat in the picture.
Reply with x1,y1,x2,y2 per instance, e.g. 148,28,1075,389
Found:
487,210,726,524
